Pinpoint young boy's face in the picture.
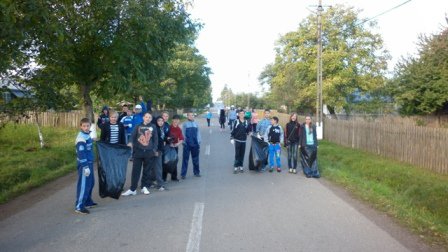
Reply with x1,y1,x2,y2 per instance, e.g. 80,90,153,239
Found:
110,114,118,124
80,122,90,133
143,113,152,124
157,118,164,127
162,113,169,122
172,118,180,126
264,111,270,119
187,113,194,121
270,119,277,125
238,111,244,119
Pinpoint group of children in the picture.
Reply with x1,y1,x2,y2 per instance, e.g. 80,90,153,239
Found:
229,109,320,177
75,104,202,215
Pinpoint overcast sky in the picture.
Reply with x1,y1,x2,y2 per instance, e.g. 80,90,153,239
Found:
189,0,448,101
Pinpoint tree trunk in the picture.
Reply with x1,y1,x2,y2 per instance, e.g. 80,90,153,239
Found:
34,111,45,148
80,84,94,123
327,105,337,119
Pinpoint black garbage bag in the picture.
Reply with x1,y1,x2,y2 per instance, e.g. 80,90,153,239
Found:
248,135,269,170
97,142,131,199
163,145,178,174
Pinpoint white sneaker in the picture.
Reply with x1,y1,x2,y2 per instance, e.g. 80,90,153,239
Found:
289,168,293,173
141,187,150,195
293,169,297,174
121,189,136,196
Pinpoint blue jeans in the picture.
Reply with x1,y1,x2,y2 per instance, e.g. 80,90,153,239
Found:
181,144,200,176
287,142,299,169
268,143,281,168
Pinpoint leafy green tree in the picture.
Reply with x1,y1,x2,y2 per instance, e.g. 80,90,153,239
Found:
260,5,390,115
219,84,235,107
390,25,448,115
1,0,198,121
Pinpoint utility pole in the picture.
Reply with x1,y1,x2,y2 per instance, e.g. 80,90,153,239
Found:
316,0,323,126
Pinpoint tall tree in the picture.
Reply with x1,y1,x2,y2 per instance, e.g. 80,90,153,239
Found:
390,25,448,115
1,0,198,121
260,5,390,115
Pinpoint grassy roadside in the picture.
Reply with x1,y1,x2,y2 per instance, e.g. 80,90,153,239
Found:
318,140,448,247
0,123,77,204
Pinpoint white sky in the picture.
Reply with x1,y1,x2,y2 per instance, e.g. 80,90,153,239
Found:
189,0,448,102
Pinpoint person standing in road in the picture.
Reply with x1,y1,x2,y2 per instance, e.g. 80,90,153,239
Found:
284,113,301,174
206,110,212,127
228,106,237,130
250,108,258,132
219,109,226,131
230,110,250,174
150,116,168,191
131,96,147,128
265,116,284,172
299,116,320,178
256,109,271,137
122,112,158,196
181,112,202,179
165,114,183,182
75,118,97,214
100,110,126,145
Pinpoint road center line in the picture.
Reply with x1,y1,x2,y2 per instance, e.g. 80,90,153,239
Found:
205,144,210,155
186,202,205,252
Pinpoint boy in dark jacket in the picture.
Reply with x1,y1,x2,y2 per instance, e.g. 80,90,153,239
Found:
230,110,250,174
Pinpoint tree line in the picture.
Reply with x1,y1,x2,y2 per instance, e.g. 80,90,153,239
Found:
219,5,447,117
0,0,212,124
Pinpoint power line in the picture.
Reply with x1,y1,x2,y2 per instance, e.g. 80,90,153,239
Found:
357,0,412,26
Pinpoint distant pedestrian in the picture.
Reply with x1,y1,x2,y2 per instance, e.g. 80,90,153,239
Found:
299,116,320,178
228,106,237,130
122,112,158,196
285,113,301,174
219,109,226,131
230,110,250,174
206,110,212,127
181,112,201,179
75,118,97,214
100,110,126,145
265,116,284,172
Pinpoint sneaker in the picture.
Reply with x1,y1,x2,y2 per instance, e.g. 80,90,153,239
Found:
121,189,137,196
233,168,238,174
158,186,166,191
181,176,186,179
194,174,201,177
141,187,150,195
289,168,293,173
85,202,98,209
293,169,297,174
75,208,90,215
239,167,244,173
269,167,274,173
277,168,282,173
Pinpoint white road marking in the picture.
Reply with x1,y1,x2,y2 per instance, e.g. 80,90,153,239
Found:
205,144,210,155
186,202,205,252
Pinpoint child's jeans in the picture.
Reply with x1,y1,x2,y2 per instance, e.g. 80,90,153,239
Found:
269,143,281,168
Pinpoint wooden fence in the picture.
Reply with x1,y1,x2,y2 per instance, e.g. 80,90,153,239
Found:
323,118,448,174
17,111,86,128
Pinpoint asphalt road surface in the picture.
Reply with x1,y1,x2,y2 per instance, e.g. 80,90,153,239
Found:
0,117,438,252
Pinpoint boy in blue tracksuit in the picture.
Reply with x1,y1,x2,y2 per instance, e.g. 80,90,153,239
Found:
264,116,284,173
75,118,96,214
181,112,201,179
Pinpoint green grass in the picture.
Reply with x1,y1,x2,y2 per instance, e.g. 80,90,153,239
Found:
319,140,448,247
0,123,77,204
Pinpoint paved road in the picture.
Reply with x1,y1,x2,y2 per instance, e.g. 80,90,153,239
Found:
0,117,435,251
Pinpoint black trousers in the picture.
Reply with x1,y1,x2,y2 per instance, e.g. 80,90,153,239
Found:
130,154,154,191
234,141,246,167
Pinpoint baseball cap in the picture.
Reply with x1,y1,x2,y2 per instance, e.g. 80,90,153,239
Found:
135,104,142,109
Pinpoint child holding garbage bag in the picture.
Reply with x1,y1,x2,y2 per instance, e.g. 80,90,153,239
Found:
299,116,320,178
230,110,250,174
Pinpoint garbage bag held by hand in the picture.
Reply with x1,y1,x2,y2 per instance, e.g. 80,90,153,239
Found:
163,146,178,165
97,142,131,199
249,135,269,170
